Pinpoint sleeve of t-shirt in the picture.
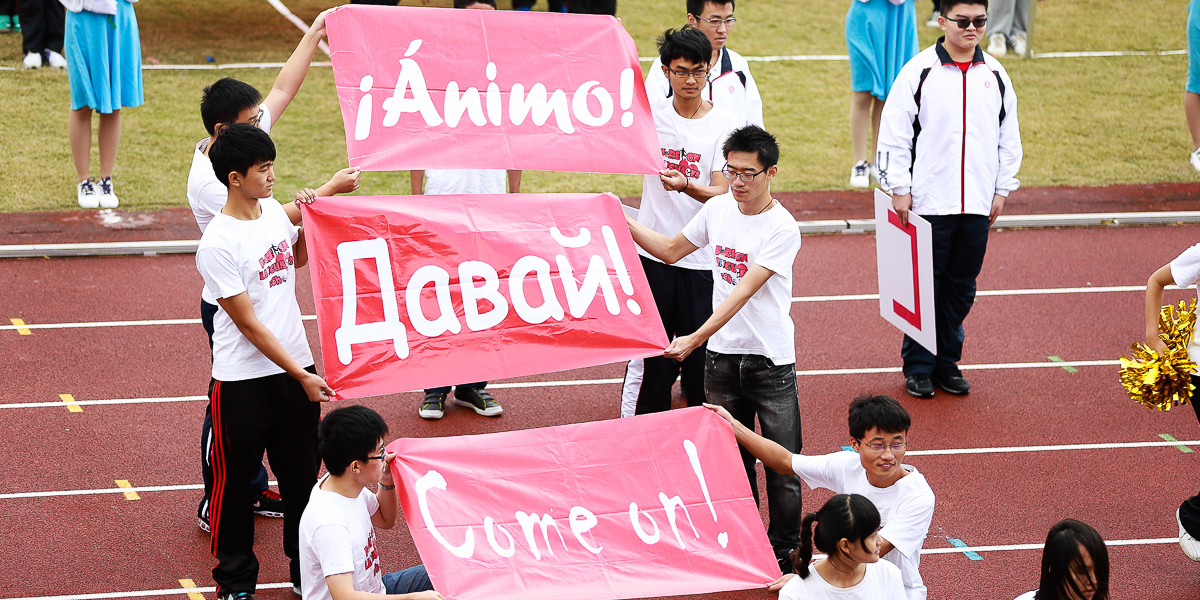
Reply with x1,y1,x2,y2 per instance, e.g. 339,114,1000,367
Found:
1170,244,1200,288
710,116,738,178
875,560,908,600
789,451,850,492
196,244,247,301
309,523,356,578
365,490,380,516
752,222,801,276
681,199,713,249
644,58,669,101
879,478,935,558
193,179,228,234
259,104,274,134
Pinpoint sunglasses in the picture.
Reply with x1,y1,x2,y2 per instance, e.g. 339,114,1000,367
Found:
945,16,987,29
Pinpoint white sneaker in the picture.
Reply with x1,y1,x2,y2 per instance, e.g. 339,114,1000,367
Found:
23,51,41,69
848,161,870,188
869,163,880,185
988,33,1007,58
97,177,119,209
1179,508,1200,561
1010,32,1028,57
46,49,66,69
1191,148,1200,172
77,179,99,209
925,9,940,27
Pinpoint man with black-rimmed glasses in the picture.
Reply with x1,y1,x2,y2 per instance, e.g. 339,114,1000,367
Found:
626,125,802,573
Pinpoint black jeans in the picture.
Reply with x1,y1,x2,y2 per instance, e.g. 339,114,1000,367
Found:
18,0,63,54
636,257,713,414
1181,375,1200,538
901,214,991,376
704,351,803,558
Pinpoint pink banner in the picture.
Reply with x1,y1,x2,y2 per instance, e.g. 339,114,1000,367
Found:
388,407,781,600
301,193,668,399
325,5,662,175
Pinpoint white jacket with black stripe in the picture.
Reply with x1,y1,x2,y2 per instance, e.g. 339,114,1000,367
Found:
877,39,1022,216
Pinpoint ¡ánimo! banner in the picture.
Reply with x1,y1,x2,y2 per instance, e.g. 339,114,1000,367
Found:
324,5,662,175
301,193,669,399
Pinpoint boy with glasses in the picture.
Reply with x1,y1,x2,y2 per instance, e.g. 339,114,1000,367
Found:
626,27,739,416
626,125,802,573
876,0,1022,399
705,394,934,599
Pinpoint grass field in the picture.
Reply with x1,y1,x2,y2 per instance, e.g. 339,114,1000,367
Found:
0,0,1193,212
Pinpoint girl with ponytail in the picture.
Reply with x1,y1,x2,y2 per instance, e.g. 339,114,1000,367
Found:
774,494,905,600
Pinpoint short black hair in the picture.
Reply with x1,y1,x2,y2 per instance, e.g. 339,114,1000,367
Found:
208,123,276,188
200,78,263,136
940,0,988,14
656,27,711,68
1035,519,1110,600
792,494,881,578
454,0,495,7
687,0,734,16
722,125,780,169
847,394,911,439
319,405,391,477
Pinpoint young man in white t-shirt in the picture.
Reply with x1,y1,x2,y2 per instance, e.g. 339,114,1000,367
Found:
198,124,337,600
188,8,360,535
300,405,443,600
626,125,802,571
706,394,936,600
627,27,738,417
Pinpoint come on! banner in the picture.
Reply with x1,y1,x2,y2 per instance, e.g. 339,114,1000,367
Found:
324,5,662,175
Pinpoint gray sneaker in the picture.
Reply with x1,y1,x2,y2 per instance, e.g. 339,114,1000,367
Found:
454,388,503,417
1179,508,1200,561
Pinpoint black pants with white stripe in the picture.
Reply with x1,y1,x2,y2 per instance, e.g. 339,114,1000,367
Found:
209,368,320,594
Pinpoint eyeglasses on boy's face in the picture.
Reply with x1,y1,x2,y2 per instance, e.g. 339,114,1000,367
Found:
721,165,767,182
363,445,387,462
694,16,736,27
669,68,710,80
857,440,909,453
946,16,987,29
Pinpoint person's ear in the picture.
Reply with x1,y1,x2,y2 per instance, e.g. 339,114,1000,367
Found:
661,63,670,77
213,122,226,138
228,171,242,188
766,165,778,181
837,537,852,556
686,13,698,28
849,437,861,452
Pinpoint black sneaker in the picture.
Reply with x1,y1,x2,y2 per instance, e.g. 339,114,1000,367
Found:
454,388,503,417
932,371,970,395
905,373,935,398
217,593,254,600
252,489,285,518
419,391,447,419
776,549,796,575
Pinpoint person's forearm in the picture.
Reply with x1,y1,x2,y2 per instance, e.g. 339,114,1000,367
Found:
410,170,424,195
295,229,308,268
235,318,308,378
679,180,728,203
689,285,753,347
726,417,795,475
626,215,685,264
271,28,323,105
878,538,896,557
507,170,521,194
1146,265,1172,342
375,487,399,529
283,201,302,225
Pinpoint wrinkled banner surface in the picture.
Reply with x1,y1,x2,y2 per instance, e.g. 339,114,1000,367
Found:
325,5,661,174
388,407,781,600
302,193,668,399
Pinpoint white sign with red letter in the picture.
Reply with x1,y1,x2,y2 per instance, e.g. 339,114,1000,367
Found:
875,188,936,354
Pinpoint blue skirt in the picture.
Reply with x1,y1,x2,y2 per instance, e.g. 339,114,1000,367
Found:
1189,0,1200,94
65,0,143,113
846,0,919,101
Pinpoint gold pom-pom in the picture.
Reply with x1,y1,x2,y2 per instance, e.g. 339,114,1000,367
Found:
1119,299,1198,411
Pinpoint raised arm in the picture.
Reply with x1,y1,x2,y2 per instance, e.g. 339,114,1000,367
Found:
370,451,400,530
664,264,773,361
625,213,699,265
262,8,334,123
704,403,795,475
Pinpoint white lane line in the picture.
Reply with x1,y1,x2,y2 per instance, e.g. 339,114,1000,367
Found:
636,49,1185,62
0,396,207,409
0,481,277,500
920,537,1178,556
264,0,331,57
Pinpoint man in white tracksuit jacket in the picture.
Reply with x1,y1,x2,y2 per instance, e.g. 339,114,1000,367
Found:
876,0,1022,399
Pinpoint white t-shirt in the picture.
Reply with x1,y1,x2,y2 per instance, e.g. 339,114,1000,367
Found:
636,95,740,271
791,451,935,596
778,559,906,600
299,475,386,600
645,47,765,128
1014,592,1037,600
188,104,274,304
1169,243,1200,369
195,198,313,381
423,169,506,195
681,193,801,364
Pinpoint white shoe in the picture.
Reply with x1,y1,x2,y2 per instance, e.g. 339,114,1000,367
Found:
97,177,119,209
1191,148,1200,172
925,9,940,27
46,49,66,69
1010,32,1027,57
1179,508,1200,561
988,33,1007,58
869,163,880,185
23,51,41,69
848,161,870,188
77,179,100,209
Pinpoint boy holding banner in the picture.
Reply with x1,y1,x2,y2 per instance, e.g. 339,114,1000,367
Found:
626,125,802,572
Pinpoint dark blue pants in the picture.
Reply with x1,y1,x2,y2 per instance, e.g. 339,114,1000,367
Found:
637,257,714,414
901,214,991,376
704,351,803,559
383,565,435,594
425,382,487,395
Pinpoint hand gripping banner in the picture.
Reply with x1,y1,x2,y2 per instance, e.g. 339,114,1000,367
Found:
302,193,669,399
324,5,662,175
387,407,782,600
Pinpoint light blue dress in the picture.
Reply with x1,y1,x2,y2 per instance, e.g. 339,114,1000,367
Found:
65,0,143,113
846,0,919,101
1190,0,1200,94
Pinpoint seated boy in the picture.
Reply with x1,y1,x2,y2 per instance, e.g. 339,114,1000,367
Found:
300,405,443,600
199,123,335,600
706,395,935,600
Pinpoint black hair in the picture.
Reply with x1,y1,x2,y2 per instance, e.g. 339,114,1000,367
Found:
1034,519,1109,600
319,405,391,477
656,27,711,69
722,125,780,170
200,78,263,136
940,0,989,15
792,494,881,578
848,394,911,440
454,0,496,7
687,0,734,17
208,123,276,188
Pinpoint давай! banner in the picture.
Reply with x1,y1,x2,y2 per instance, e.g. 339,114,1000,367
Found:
388,407,781,600
302,193,668,399
325,5,662,175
